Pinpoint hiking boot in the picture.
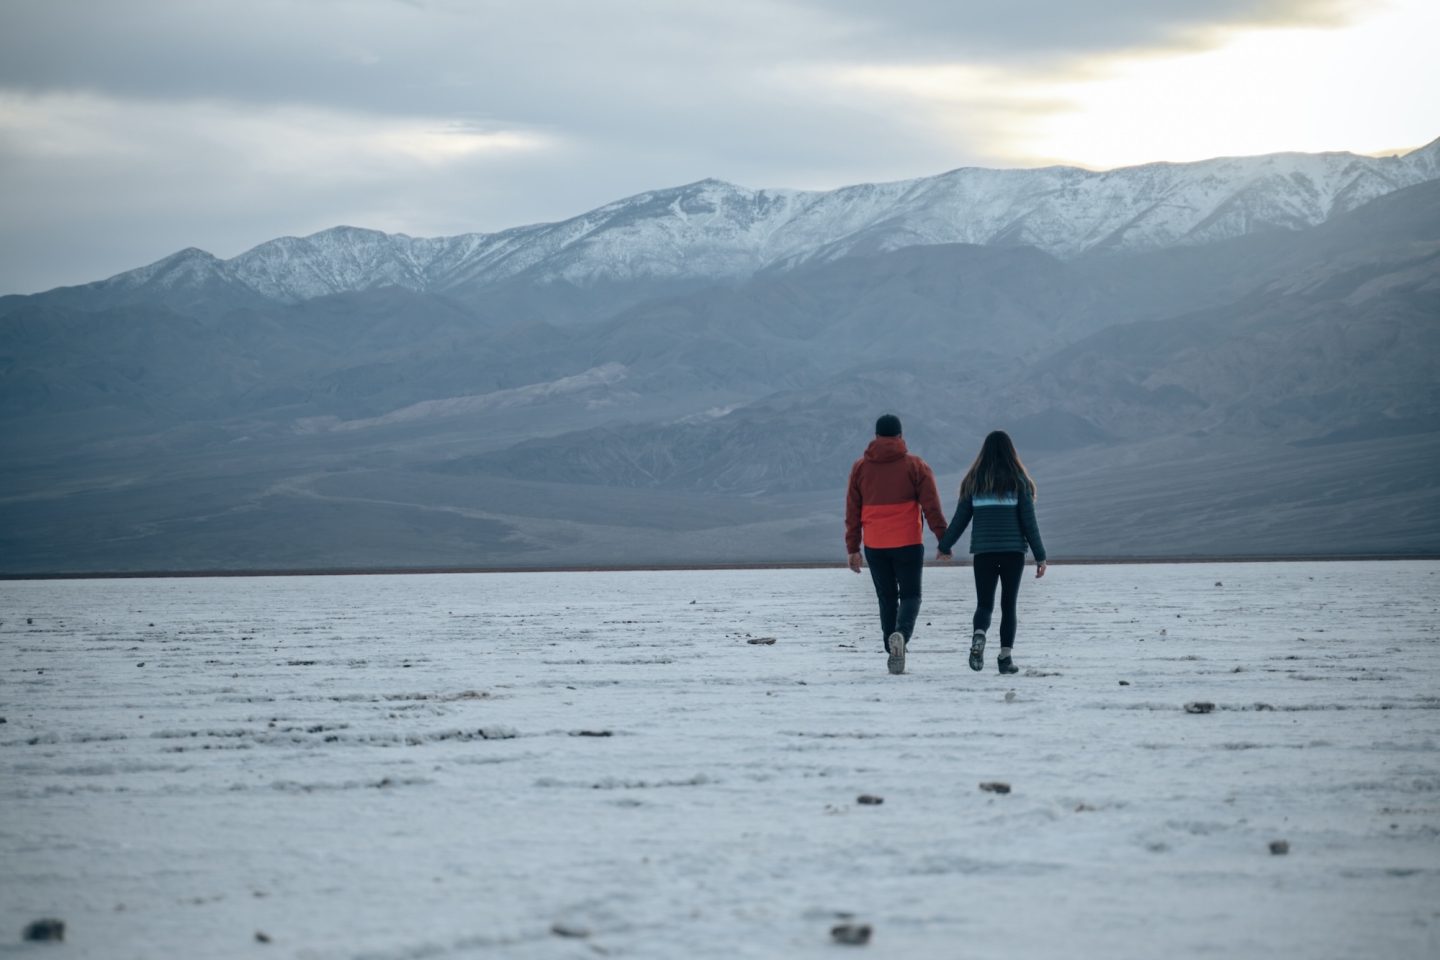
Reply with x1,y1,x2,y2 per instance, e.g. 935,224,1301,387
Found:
886,631,907,675
969,631,986,671
997,651,1018,675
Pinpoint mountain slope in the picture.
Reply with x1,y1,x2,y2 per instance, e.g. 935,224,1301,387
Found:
2,162,1439,571
436,180,1440,495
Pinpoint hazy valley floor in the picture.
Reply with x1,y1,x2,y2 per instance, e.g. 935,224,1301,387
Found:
2,563,1438,958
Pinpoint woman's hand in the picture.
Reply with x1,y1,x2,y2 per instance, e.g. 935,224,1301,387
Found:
848,552,863,573
1035,561,1048,578
935,551,953,563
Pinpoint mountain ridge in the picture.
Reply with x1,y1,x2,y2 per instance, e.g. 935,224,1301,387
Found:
8,138,1436,306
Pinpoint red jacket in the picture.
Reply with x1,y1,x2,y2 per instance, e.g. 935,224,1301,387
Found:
845,436,947,553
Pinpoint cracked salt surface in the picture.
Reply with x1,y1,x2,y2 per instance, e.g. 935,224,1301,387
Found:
2,562,1438,959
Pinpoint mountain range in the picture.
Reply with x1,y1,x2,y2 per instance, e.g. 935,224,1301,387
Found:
2,139,1438,572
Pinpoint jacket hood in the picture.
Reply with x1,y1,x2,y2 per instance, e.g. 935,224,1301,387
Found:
864,436,909,463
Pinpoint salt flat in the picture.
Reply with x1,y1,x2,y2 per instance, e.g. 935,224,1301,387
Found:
2,563,1438,959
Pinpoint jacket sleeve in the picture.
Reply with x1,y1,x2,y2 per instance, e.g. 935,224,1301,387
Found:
1018,486,1046,562
914,459,948,542
937,497,972,555
844,460,863,554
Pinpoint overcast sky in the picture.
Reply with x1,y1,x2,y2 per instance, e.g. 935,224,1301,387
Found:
1,0,1435,294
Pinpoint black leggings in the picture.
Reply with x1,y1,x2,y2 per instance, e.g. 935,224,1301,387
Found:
864,544,924,647
973,551,1025,648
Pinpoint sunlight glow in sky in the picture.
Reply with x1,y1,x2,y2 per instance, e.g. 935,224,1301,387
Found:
1019,0,1439,167
844,0,1437,170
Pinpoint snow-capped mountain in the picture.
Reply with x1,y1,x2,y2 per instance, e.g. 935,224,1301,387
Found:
80,137,1440,303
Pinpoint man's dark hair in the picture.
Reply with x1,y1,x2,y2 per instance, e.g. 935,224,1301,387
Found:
875,414,902,437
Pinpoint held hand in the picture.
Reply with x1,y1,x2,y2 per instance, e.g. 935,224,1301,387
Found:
1035,561,1048,579
935,551,953,563
848,552,863,574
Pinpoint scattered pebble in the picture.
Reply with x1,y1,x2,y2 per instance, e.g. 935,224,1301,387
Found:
746,637,777,645
27,618,33,625
1269,840,1290,855
255,931,272,943
1215,581,1223,587
136,662,145,668
551,921,591,939
1004,690,1017,702
1118,680,1131,686
831,923,872,945
572,730,613,737
23,919,65,942
856,794,884,805
979,782,1011,794
1184,702,1216,714
1254,703,1276,711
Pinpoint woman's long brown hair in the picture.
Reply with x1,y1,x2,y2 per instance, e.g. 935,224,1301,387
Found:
959,430,1037,499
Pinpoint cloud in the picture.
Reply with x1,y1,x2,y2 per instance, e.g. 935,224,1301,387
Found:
0,0,1426,293
785,0,1364,60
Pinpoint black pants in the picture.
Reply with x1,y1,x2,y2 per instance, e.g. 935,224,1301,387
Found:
864,544,924,647
973,551,1025,648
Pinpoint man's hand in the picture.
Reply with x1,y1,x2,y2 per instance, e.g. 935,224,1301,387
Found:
934,551,953,563
848,552,863,574
1036,561,1048,578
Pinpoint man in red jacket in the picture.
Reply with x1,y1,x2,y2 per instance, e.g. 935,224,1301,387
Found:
846,414,948,675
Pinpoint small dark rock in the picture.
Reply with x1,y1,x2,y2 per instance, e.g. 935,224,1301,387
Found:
1214,581,1223,587
23,919,65,942
1118,680,1130,686
979,781,1011,794
1269,840,1290,855
856,794,884,805
27,618,33,625
572,730,613,737
746,637,777,645
1254,703,1276,711
831,923,872,945
136,662,145,668
551,921,590,938
1184,701,1216,714
255,931,272,943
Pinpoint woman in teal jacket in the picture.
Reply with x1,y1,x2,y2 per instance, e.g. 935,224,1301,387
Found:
936,430,1047,674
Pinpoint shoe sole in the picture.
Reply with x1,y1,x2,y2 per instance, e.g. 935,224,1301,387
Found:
968,632,986,672
887,631,906,675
